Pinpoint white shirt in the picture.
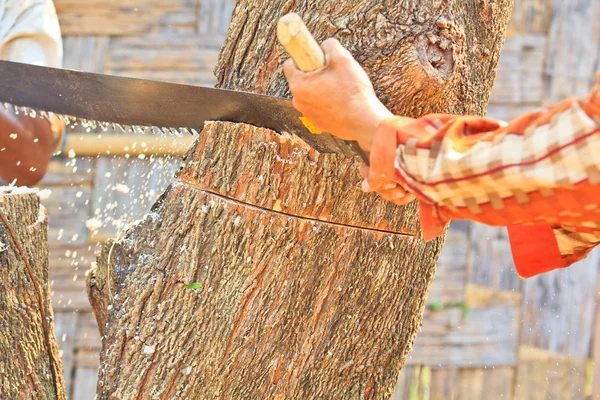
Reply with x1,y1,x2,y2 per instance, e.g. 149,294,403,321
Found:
0,0,62,67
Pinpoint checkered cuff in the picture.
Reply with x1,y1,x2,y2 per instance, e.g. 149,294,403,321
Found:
378,78,600,276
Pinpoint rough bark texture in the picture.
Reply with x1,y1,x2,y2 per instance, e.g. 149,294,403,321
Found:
216,0,513,117
0,187,65,400
88,1,513,398
177,122,421,234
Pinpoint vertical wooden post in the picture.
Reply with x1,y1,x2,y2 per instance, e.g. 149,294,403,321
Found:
0,187,65,399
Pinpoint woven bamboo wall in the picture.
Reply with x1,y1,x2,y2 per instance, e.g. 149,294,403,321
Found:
36,0,600,398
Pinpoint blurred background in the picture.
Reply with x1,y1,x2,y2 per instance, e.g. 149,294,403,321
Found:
35,0,600,398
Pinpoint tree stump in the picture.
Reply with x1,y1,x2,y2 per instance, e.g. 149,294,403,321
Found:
88,1,513,398
0,187,64,399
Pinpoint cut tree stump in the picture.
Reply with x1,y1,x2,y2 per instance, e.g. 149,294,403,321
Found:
0,187,65,399
87,1,513,398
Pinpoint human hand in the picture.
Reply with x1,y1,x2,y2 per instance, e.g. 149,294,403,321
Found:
48,113,65,153
0,109,54,185
283,38,392,151
360,165,415,206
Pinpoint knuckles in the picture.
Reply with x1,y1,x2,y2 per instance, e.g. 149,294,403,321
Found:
322,38,353,67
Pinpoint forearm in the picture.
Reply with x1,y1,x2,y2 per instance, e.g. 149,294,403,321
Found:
0,109,54,186
389,98,599,229
373,93,600,278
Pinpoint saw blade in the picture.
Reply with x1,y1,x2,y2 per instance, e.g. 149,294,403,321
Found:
0,60,360,158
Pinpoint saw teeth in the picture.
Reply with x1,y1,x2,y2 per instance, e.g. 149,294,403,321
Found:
0,101,202,138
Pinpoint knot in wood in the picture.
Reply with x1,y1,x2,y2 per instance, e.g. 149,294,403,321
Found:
415,16,465,81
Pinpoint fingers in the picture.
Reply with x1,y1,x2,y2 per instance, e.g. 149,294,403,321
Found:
321,38,353,67
360,164,415,205
362,178,415,205
360,164,370,177
284,38,343,81
320,38,340,52
382,191,416,206
285,37,357,84
283,58,301,81
320,38,342,64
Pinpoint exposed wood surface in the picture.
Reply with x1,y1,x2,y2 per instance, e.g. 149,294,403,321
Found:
107,34,223,86
592,275,600,400
277,13,327,72
54,0,198,36
514,347,589,400
408,306,519,368
507,0,552,35
177,122,421,234
392,365,515,399
520,251,598,359
544,0,600,101
63,134,196,157
0,187,65,399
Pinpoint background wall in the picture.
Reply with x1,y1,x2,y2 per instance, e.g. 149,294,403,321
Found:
36,0,600,398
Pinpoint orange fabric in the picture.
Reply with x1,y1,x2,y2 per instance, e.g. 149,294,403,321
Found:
373,74,600,278
507,225,564,278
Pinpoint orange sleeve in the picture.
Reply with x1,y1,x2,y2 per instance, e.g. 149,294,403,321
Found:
374,74,600,277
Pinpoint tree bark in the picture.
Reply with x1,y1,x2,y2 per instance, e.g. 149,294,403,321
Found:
0,187,65,400
88,1,513,398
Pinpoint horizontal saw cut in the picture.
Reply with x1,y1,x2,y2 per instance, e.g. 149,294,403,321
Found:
177,121,421,234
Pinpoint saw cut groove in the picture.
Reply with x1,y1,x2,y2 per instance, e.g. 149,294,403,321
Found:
180,180,418,237
177,121,423,236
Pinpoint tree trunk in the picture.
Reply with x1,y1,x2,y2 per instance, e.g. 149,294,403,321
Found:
88,1,513,398
0,187,65,400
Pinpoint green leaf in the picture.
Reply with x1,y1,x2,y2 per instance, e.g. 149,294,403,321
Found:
428,299,444,311
457,302,470,318
185,282,202,290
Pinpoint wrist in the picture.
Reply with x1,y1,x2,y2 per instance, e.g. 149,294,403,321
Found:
356,100,393,151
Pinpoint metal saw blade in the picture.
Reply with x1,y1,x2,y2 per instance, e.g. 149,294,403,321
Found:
0,60,358,157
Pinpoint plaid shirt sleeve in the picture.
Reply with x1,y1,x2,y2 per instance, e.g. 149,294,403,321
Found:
378,74,600,278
